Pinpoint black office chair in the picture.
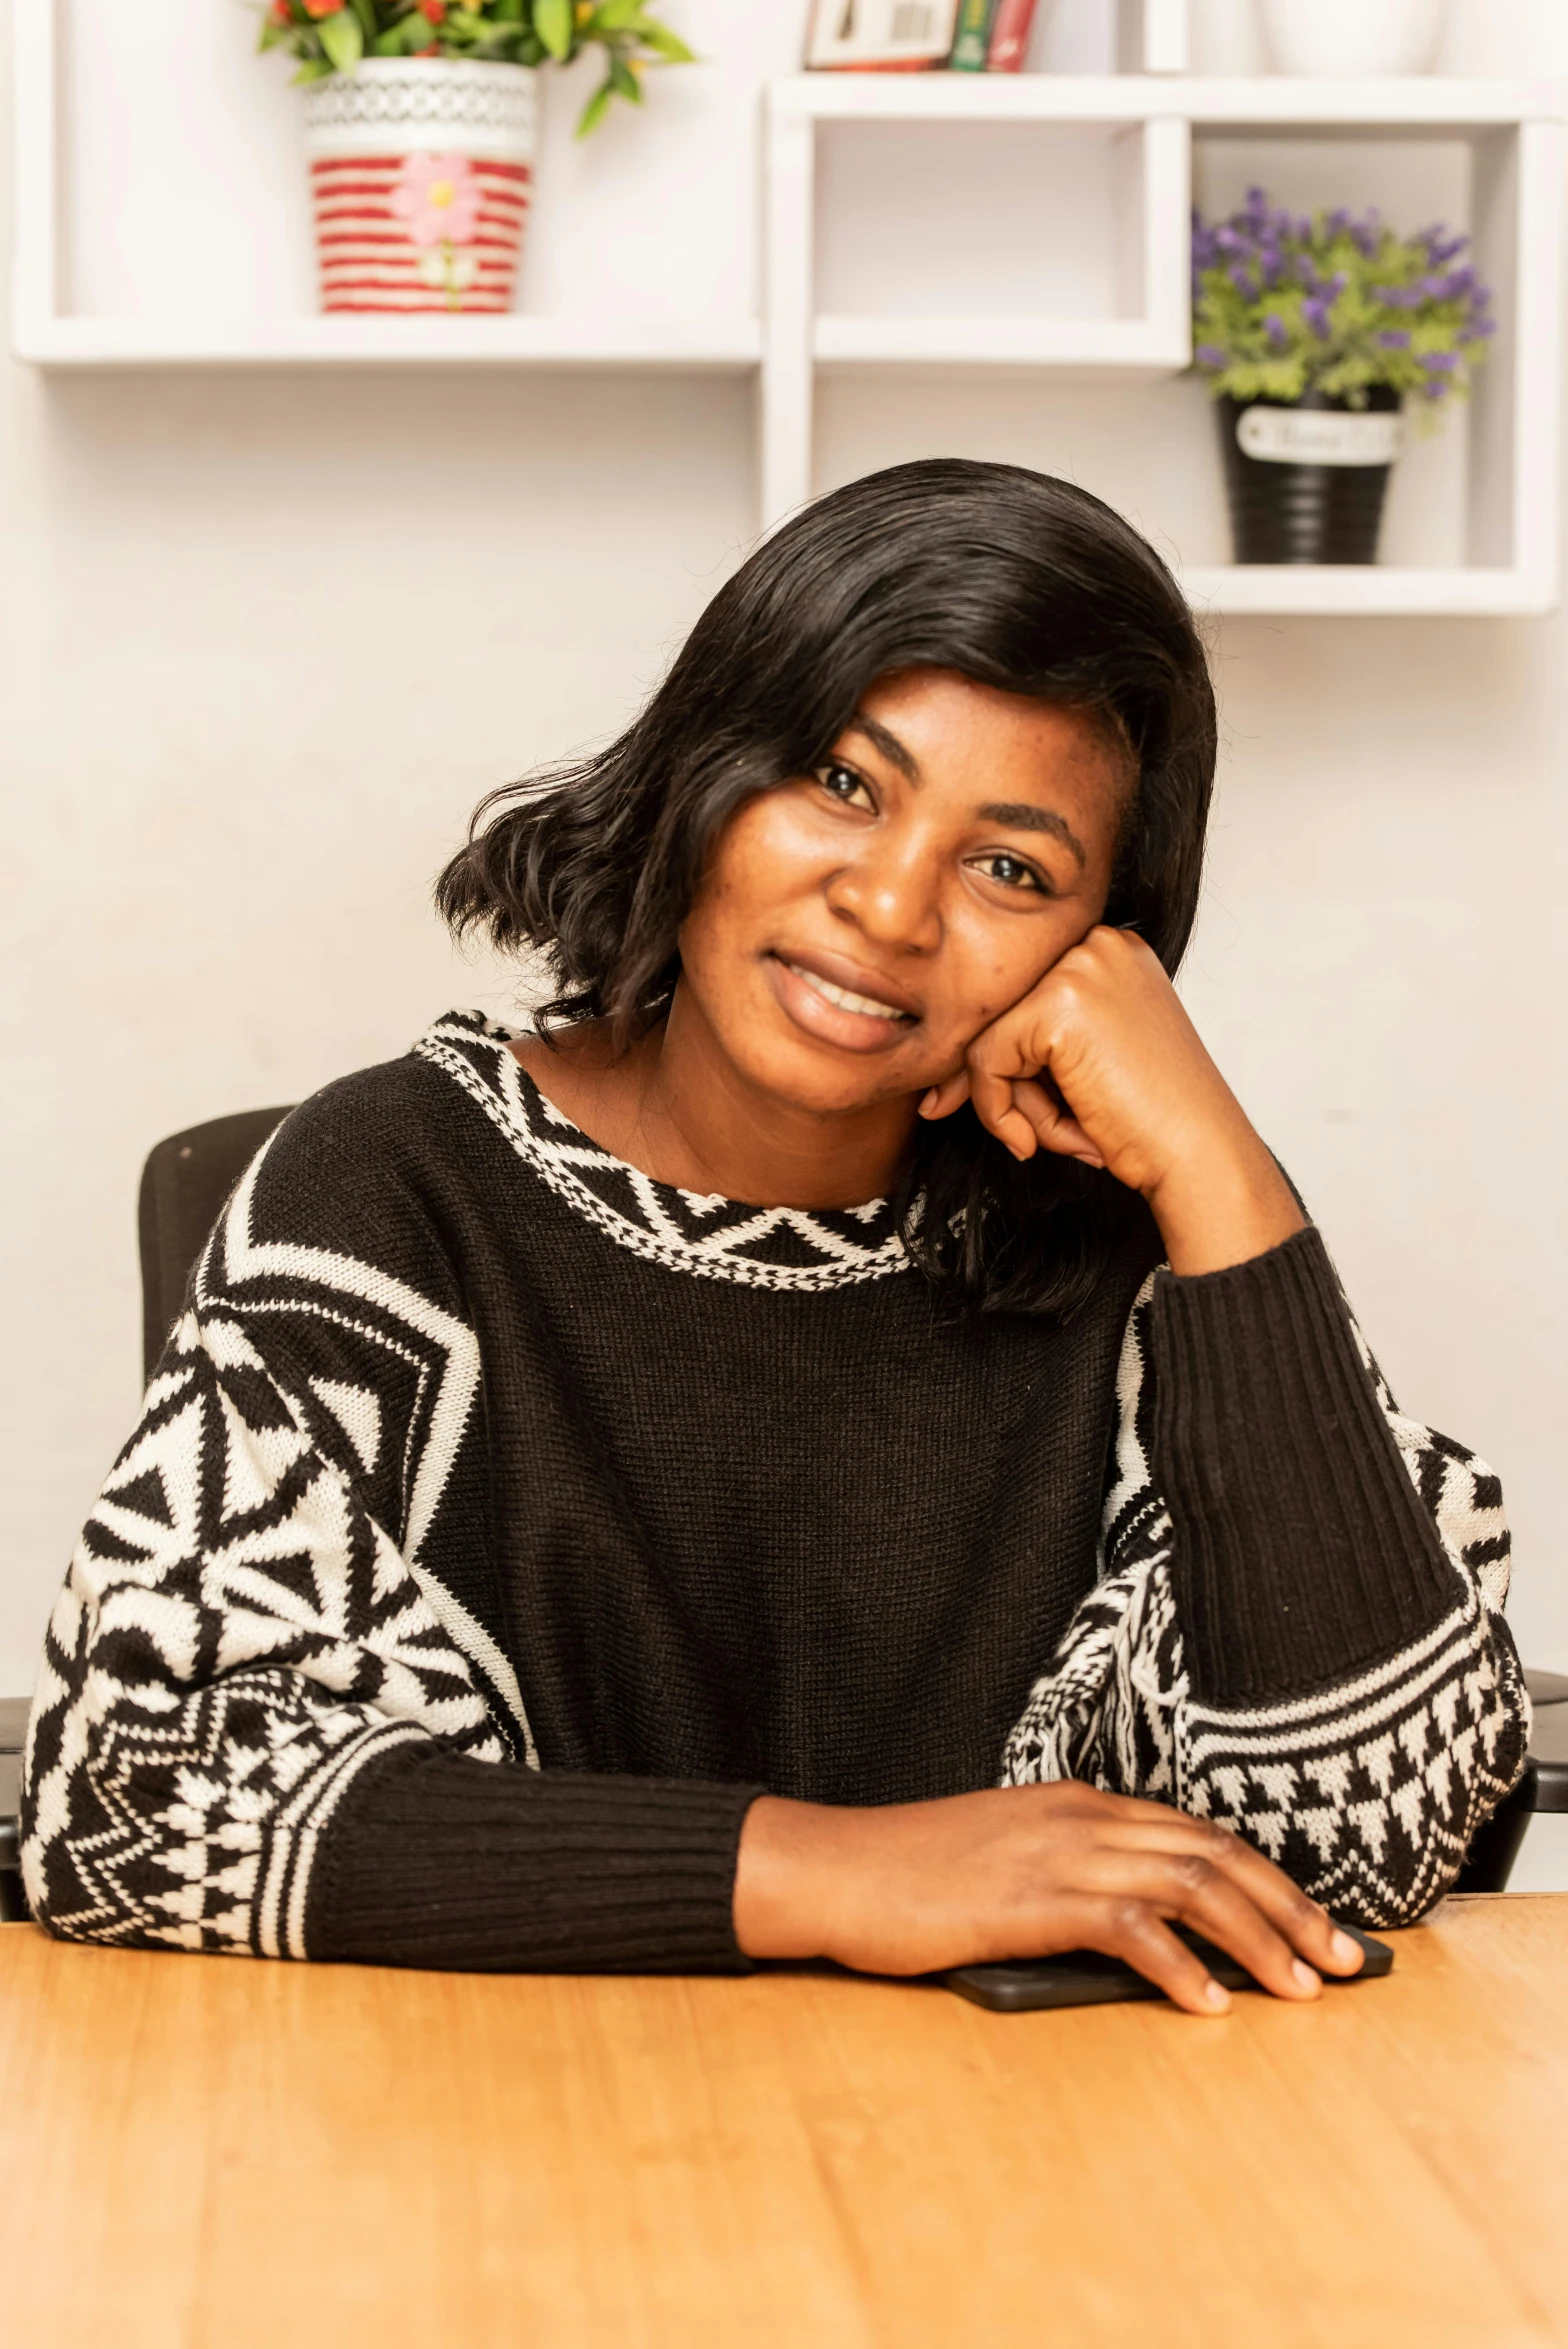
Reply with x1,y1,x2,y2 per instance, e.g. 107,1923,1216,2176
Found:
0,1701,29,1920
1455,1671,1568,1890
0,1108,292,1924
1,1111,1564,1922
137,1106,295,1382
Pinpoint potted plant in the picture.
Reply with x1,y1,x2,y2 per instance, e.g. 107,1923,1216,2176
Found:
1192,189,1494,564
259,1,693,314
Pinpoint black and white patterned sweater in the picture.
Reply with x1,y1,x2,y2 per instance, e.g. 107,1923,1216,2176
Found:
22,1011,1529,1969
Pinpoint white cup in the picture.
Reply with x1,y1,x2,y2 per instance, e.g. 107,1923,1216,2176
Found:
1257,0,1449,75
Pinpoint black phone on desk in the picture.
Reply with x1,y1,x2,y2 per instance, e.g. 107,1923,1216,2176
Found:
944,1919,1393,2012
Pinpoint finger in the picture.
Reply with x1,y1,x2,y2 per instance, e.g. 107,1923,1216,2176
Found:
968,1066,1039,1161
1011,1892,1230,2016
1094,1811,1364,1978
1007,1081,1105,1169
918,1069,972,1120
1084,1850,1321,2003
1092,1899,1235,2017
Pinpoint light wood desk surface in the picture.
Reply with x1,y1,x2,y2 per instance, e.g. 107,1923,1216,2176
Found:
1,1897,1565,2349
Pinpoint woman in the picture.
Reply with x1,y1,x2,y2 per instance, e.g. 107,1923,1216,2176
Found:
22,461,1527,2015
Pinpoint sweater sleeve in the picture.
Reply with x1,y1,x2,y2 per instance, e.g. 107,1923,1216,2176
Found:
999,1225,1530,1926
20,1104,757,1972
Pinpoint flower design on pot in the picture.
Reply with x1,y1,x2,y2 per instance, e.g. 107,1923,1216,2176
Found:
391,152,483,247
390,152,484,310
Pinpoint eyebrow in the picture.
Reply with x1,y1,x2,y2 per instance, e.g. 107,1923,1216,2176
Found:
845,712,920,780
843,714,1088,868
977,803,1087,868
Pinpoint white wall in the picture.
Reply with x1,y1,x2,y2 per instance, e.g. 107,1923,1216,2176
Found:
3,0,1565,1872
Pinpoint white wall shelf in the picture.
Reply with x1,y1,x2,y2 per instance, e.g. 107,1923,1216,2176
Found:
764,73,1566,614
11,0,1566,614
1180,565,1551,617
764,75,1193,533
9,0,769,377
15,315,764,371
781,71,1557,123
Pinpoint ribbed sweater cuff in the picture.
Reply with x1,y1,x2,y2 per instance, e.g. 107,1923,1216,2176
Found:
1148,1224,1458,1708
306,1743,763,1973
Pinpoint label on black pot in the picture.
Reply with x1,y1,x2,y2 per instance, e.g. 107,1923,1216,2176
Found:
1236,407,1405,467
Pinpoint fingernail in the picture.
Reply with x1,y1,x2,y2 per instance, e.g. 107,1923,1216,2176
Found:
1331,1930,1362,1968
1203,1978,1230,2011
919,1089,937,1116
1292,1959,1321,1993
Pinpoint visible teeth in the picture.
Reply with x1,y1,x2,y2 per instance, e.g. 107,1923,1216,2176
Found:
785,961,910,1021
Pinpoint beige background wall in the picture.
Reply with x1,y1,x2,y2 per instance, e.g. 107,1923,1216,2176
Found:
2,0,1564,1883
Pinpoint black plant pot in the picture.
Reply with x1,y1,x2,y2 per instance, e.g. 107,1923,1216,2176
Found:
1216,385,1403,564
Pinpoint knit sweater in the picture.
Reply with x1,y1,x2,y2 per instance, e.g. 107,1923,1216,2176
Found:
21,1010,1529,1968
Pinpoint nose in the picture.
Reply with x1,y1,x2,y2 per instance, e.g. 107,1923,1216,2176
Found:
824,828,942,957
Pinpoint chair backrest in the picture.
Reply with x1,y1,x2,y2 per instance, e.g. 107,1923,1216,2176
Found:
138,1108,293,1380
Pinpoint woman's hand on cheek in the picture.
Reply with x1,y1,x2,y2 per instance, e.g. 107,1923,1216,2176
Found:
920,928,1305,1276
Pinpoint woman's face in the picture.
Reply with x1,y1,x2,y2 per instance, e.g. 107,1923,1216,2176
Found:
676,667,1132,1116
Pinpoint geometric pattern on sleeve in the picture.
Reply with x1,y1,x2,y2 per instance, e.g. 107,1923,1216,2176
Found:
20,1128,524,1958
998,1271,1532,1927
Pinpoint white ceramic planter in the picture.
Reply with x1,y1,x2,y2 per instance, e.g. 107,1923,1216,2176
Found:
1257,0,1449,75
302,59,538,315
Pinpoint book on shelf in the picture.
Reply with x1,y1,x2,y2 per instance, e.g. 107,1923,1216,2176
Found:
985,0,1039,70
804,0,962,71
947,0,999,71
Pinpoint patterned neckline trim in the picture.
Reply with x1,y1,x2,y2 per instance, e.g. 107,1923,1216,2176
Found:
413,1009,912,1291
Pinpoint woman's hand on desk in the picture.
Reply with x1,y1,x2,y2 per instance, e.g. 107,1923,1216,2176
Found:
733,1783,1366,2016
918,927,1303,1277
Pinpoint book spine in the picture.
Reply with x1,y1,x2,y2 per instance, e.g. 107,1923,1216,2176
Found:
985,0,1039,71
805,0,961,69
948,0,1000,71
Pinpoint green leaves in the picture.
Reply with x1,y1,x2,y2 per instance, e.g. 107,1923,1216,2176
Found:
575,79,615,136
315,8,365,73
252,0,695,128
534,0,573,59
633,21,695,62
579,1,696,59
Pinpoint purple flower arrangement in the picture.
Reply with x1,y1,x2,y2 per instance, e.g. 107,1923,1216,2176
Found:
1192,189,1494,419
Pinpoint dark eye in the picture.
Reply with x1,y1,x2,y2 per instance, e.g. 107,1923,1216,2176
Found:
970,851,1047,894
817,761,875,810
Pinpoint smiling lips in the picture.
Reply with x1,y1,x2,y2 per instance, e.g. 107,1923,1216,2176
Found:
781,960,916,1023
766,951,921,1052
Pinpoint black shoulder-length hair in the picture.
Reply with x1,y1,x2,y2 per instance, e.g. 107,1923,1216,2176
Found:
438,458,1217,1320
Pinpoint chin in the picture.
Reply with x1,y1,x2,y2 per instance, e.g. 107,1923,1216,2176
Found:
729,1023,916,1118
762,1049,904,1117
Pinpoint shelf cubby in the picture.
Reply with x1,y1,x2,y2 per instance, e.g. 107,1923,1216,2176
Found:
765,75,1566,613
10,0,768,374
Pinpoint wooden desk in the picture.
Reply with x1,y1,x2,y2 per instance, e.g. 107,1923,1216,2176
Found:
1,1899,1565,2349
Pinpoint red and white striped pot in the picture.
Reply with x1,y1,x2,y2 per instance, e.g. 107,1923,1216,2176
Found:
302,59,536,316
